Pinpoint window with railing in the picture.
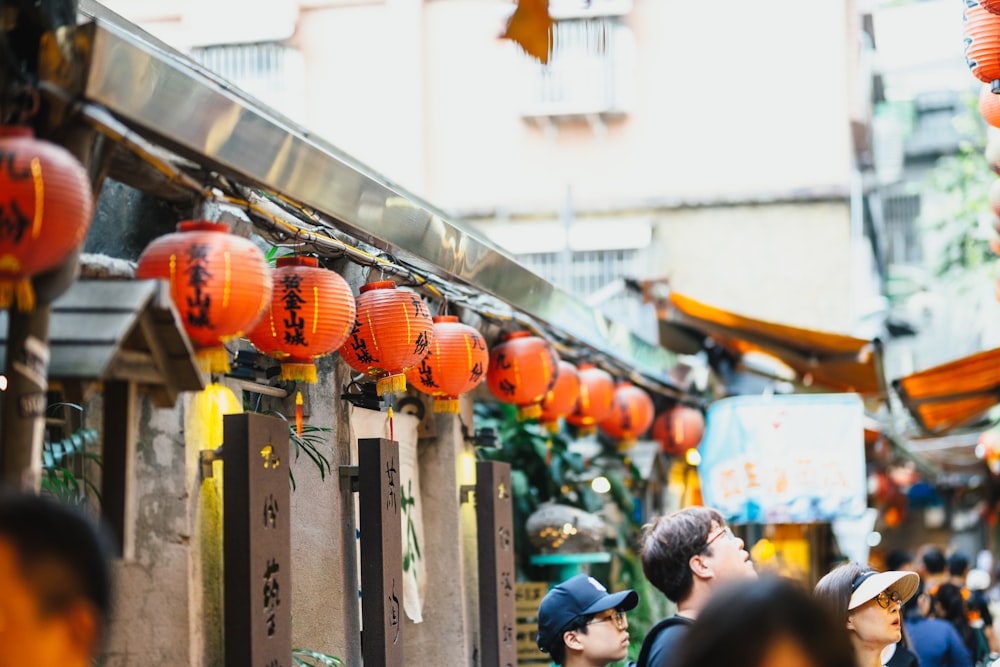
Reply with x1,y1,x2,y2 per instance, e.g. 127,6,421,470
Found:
522,11,635,119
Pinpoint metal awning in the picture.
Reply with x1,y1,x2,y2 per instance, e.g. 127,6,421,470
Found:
60,1,684,399
659,292,885,397
893,347,1000,434
0,280,205,406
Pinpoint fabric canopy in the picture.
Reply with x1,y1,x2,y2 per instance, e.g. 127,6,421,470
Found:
661,292,885,397
893,346,1000,434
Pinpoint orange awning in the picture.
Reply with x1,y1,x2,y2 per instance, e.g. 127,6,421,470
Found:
893,347,1000,434
661,292,885,397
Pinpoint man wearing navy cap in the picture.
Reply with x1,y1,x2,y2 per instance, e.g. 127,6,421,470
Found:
535,573,639,667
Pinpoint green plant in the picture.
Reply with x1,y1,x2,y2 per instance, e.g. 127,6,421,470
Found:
292,648,345,667
41,403,101,507
262,410,334,490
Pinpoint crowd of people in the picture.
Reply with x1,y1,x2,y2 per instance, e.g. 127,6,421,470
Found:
535,506,1000,667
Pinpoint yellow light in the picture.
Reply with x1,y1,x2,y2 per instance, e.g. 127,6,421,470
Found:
685,449,702,466
459,450,476,484
591,476,611,494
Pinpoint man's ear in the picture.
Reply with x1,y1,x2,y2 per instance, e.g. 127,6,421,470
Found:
564,629,585,651
689,552,711,579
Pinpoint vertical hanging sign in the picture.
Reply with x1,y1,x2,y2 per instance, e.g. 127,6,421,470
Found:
477,460,517,667
224,413,292,666
358,437,405,665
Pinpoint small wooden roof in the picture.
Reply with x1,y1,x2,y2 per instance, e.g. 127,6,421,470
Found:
0,279,205,406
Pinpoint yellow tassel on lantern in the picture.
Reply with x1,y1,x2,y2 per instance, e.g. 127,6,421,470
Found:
517,403,542,421
195,346,232,374
376,373,407,396
542,420,560,434
545,439,553,466
295,390,303,438
0,278,35,312
281,363,318,384
434,398,460,414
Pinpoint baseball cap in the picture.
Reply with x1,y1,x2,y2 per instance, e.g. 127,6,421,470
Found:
536,574,639,654
848,569,920,610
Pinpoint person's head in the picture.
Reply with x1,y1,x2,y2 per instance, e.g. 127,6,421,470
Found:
535,574,638,666
920,546,946,576
884,549,913,572
814,563,919,658
947,551,969,578
640,506,755,604
675,575,857,667
0,492,112,667
933,582,968,626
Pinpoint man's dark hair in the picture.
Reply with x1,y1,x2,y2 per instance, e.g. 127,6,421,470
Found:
640,506,725,603
0,492,112,622
947,551,969,578
885,549,913,572
922,546,946,575
547,612,595,665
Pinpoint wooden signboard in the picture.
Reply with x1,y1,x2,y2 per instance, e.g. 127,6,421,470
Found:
516,582,550,664
477,460,517,667
358,437,404,666
223,413,291,667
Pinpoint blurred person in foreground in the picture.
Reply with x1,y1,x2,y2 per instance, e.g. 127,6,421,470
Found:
636,506,756,667
535,573,639,667
0,491,113,667
814,562,920,667
674,575,857,667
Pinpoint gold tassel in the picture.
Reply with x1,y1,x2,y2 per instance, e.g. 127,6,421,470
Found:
376,373,407,396
14,279,34,312
281,363,317,384
542,420,560,434
434,398,460,414
517,403,542,421
196,347,232,374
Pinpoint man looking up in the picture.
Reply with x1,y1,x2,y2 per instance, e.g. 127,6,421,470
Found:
0,492,113,667
637,506,757,667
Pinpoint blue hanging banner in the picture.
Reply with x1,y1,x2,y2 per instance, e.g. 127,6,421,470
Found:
697,393,868,524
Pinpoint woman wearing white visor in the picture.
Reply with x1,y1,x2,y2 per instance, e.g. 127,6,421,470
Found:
815,563,921,667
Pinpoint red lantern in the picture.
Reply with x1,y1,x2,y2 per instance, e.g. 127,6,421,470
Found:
405,315,489,413
965,4,1000,92
0,126,94,311
653,405,705,457
136,220,271,373
599,382,655,446
338,280,434,396
981,84,1000,128
982,0,1000,15
486,331,559,420
565,364,615,433
540,361,581,431
246,256,356,383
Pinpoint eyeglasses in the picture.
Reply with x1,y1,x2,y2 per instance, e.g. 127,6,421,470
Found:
587,609,628,630
874,590,903,609
702,526,737,552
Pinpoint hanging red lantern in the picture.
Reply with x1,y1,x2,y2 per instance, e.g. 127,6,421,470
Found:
246,256,356,384
653,404,706,457
540,361,581,432
0,126,94,311
965,4,1000,92
405,315,489,413
981,85,1000,129
136,220,271,373
565,364,615,433
338,280,435,396
599,382,655,447
486,331,559,420
982,0,1000,15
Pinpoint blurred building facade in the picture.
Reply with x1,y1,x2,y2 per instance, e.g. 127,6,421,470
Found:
104,0,887,347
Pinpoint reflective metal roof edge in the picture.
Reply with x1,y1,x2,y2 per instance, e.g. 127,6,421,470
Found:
76,1,682,395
